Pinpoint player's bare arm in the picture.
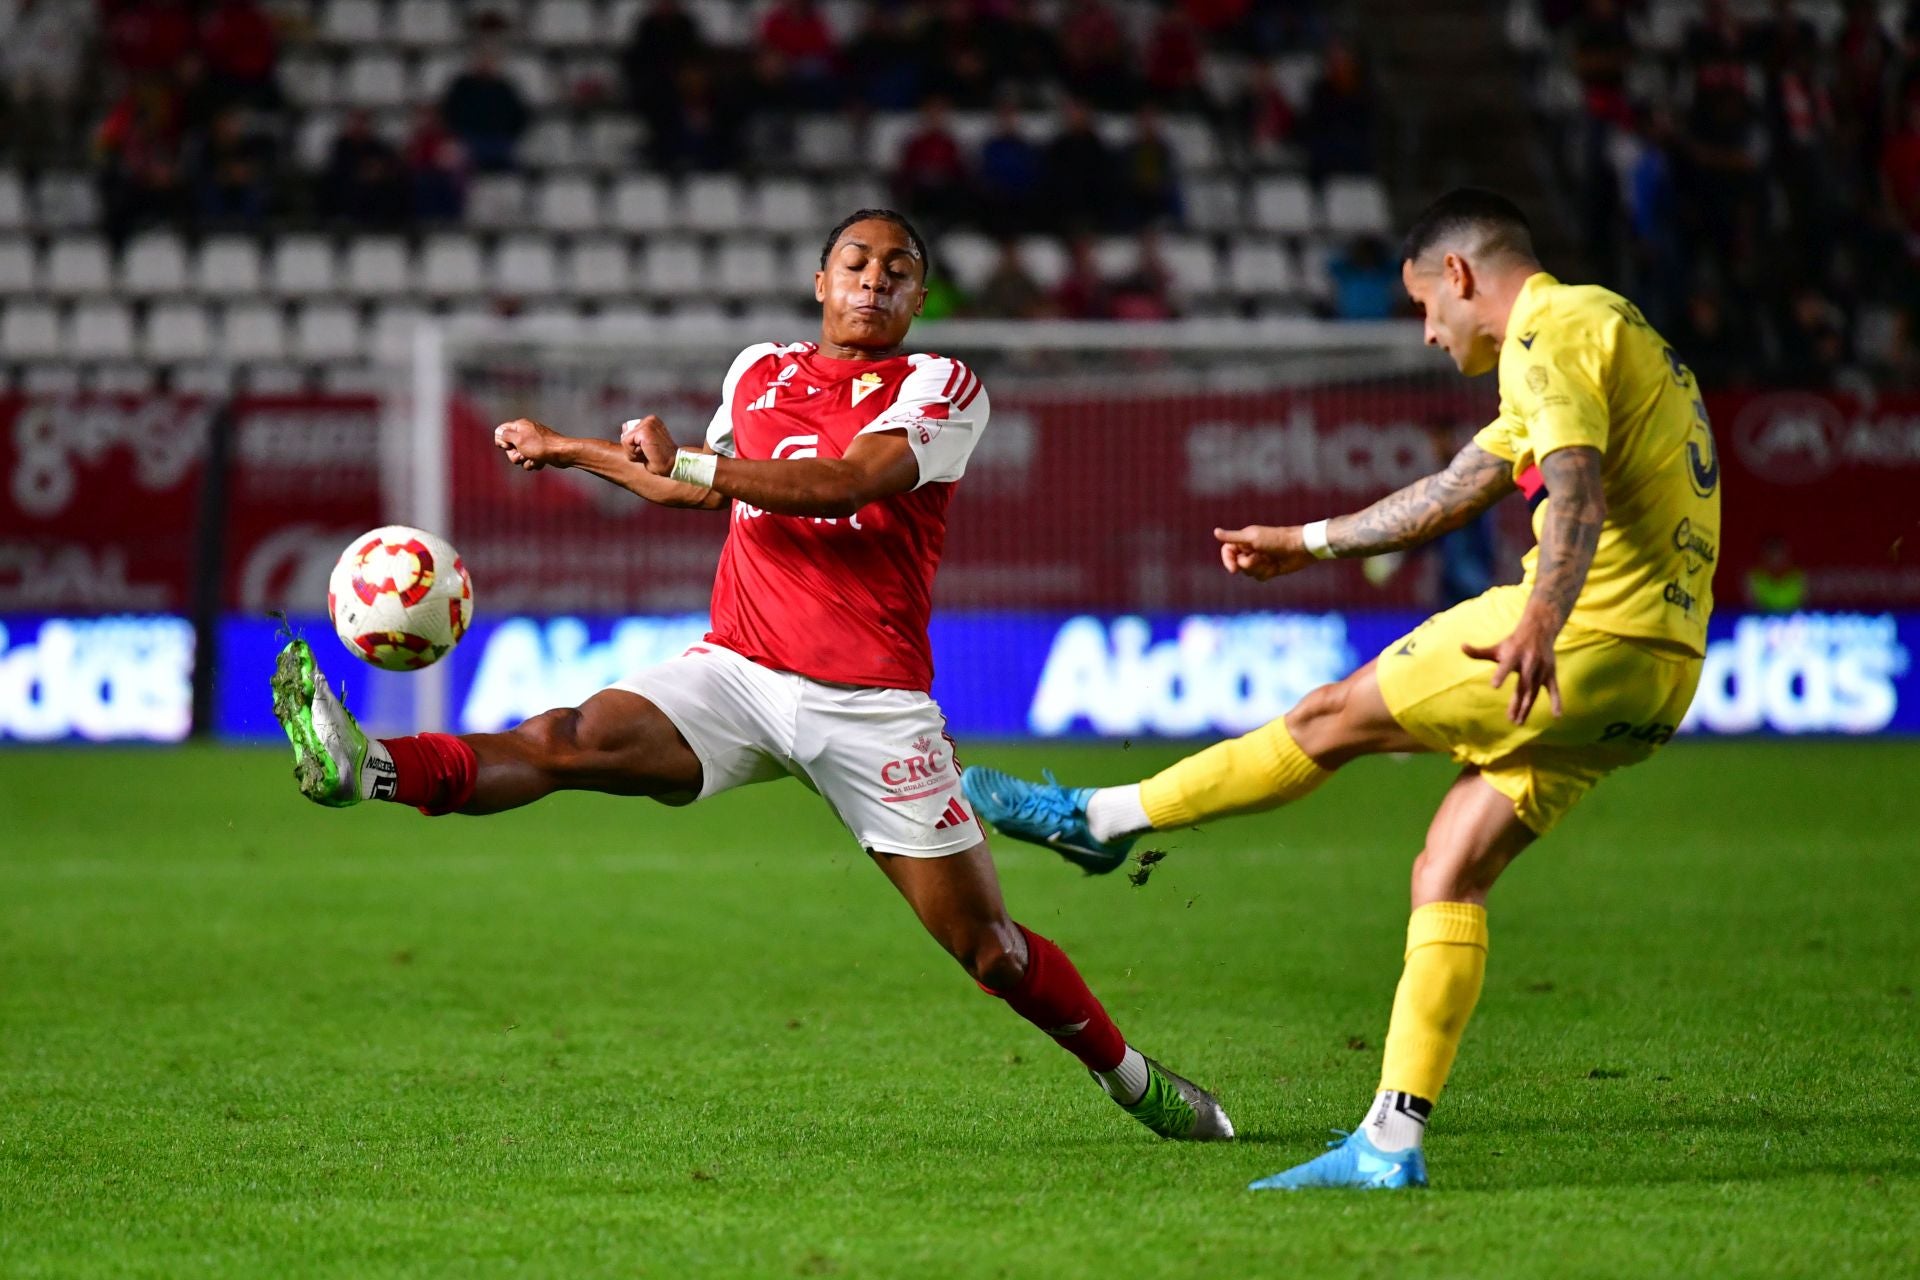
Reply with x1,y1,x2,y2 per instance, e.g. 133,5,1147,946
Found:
625,413,922,518
493,416,726,510
1214,441,1513,580
1461,444,1606,723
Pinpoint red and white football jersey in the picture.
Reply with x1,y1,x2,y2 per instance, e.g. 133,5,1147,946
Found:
700,340,989,690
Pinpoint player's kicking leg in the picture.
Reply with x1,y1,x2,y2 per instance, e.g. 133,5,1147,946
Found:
870,839,1232,1142
963,660,1421,871
1249,769,1530,1190
272,636,702,813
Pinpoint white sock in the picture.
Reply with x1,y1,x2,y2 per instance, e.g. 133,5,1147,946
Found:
1096,1046,1152,1105
1086,785,1153,843
1358,1089,1432,1152
360,739,396,800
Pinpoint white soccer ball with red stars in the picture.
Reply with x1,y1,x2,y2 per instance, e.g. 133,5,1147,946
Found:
327,525,473,670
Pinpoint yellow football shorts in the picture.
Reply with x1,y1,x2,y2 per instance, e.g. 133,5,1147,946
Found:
1375,584,1703,834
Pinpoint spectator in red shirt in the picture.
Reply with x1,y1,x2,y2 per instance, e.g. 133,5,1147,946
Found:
96,74,189,237
1142,7,1206,110
1052,235,1114,318
758,0,839,107
892,97,971,225
106,0,195,76
1110,230,1178,320
1058,0,1135,110
200,0,280,106
405,104,468,222
1234,62,1295,164
1881,87,1920,240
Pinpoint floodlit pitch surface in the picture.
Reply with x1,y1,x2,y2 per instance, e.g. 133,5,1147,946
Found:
3,742,1915,1278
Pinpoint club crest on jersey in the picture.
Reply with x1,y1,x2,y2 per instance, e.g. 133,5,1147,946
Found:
851,372,886,406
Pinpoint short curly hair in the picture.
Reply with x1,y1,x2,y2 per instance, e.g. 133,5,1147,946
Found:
818,208,933,282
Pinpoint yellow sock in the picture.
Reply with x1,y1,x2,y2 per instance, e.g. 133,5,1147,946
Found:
1136,717,1331,829
1377,902,1489,1102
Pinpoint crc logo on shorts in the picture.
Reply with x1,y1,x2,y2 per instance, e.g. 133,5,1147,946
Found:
880,736,947,786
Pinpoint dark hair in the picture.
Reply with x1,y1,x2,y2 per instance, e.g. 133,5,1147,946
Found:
819,208,933,282
1401,188,1536,265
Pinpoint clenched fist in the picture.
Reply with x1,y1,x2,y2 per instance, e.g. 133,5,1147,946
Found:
494,418,565,471
1214,524,1318,581
620,415,678,478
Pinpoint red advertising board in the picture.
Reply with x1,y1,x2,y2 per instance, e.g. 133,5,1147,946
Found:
5,387,1916,614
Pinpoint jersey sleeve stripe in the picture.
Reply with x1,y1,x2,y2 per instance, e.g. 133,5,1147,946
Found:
956,373,983,411
939,360,965,401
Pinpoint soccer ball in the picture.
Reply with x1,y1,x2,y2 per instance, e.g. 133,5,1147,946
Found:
327,525,473,670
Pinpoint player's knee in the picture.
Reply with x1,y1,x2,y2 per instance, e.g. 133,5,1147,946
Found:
958,919,1027,991
1410,847,1496,906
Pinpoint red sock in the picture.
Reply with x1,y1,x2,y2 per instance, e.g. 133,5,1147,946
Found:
983,924,1127,1072
379,734,478,816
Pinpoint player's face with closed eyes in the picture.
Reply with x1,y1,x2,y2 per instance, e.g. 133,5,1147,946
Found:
816,220,927,353
1403,256,1498,377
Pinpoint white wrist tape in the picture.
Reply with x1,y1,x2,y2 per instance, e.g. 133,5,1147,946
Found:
1302,519,1336,560
669,449,717,489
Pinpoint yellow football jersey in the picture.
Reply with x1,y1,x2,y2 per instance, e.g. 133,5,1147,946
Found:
1473,272,1722,656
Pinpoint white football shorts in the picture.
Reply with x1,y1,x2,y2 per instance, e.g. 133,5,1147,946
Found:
609,641,983,857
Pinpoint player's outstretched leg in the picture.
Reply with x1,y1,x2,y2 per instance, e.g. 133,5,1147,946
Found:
1251,770,1531,1191
272,637,702,814
965,663,1423,873
871,841,1233,1141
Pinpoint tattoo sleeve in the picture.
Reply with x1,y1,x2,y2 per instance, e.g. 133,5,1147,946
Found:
1325,442,1515,556
1525,446,1607,634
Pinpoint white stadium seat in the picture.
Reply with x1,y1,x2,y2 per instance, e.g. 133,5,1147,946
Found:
513,305,588,344
0,238,36,293
584,115,643,169
1322,175,1392,238
468,174,529,228
368,304,426,359
394,0,458,46
344,52,409,109
343,236,413,296
755,178,824,234
1250,175,1318,236
2,302,62,360
717,240,780,299
143,302,214,363
280,55,338,109
297,112,344,170
244,364,306,393
521,116,581,170
680,174,747,232
1225,239,1301,298
938,231,996,292
795,117,856,169
783,239,825,295
421,235,485,296
221,303,289,362
174,365,236,395
0,173,26,229
504,56,557,108
611,175,673,232
493,235,560,295
592,304,661,343
197,236,264,296
415,51,464,100
269,235,338,296
292,303,365,362
45,236,112,295
1093,237,1141,281
536,175,602,232
90,365,155,394
322,0,386,44
533,0,599,47
1159,236,1224,297
69,301,136,360
639,237,708,296
33,173,99,230
563,237,633,297
120,233,189,295
1017,236,1068,289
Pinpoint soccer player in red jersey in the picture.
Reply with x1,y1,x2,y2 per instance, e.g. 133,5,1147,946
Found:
272,210,1233,1142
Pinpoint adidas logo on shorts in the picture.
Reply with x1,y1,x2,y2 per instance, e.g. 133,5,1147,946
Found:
933,797,972,830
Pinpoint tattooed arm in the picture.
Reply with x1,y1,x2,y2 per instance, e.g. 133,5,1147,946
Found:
1213,441,1514,580
1460,445,1607,723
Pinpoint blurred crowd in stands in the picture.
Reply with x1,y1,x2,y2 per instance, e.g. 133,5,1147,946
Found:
1545,0,1920,389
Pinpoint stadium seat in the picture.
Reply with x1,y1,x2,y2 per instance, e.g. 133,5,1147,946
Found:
45,237,113,296
343,52,409,109
755,178,824,234
0,174,26,230
828,176,887,216
269,236,339,296
740,302,811,340
20,363,81,393
513,305,588,344
662,302,731,339
296,112,344,170
584,115,644,170
244,364,306,393
468,175,530,229
292,303,366,362
280,55,338,109
611,175,674,232
1018,236,1069,289
420,235,485,296
69,301,137,361
686,0,745,44
533,0,599,47
33,174,99,230
321,363,387,394
2,303,62,360
367,304,427,359
143,302,214,363
0,238,36,294
869,115,918,168
782,239,824,296
681,174,748,232
504,55,557,108
415,51,464,100
592,304,662,342
393,0,459,46
639,237,709,296
717,240,781,300
221,303,289,362
1159,236,1224,297
196,237,265,297
493,235,561,296
1162,116,1220,171
1250,176,1318,236
562,237,634,297
173,365,236,395
796,117,857,170
321,0,385,44
343,237,413,296
89,364,155,394
536,175,603,232
938,232,996,292
1093,237,1142,281
522,116,582,171
1225,239,1301,298
120,233,189,296
1322,176,1391,238
1274,54,1320,112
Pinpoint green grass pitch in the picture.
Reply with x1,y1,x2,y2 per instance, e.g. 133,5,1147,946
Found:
2,740,1916,1278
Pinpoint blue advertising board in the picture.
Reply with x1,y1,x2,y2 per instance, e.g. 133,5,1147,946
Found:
1,610,1914,743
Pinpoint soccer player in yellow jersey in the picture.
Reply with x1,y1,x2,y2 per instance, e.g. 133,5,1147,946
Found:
963,188,1723,1189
